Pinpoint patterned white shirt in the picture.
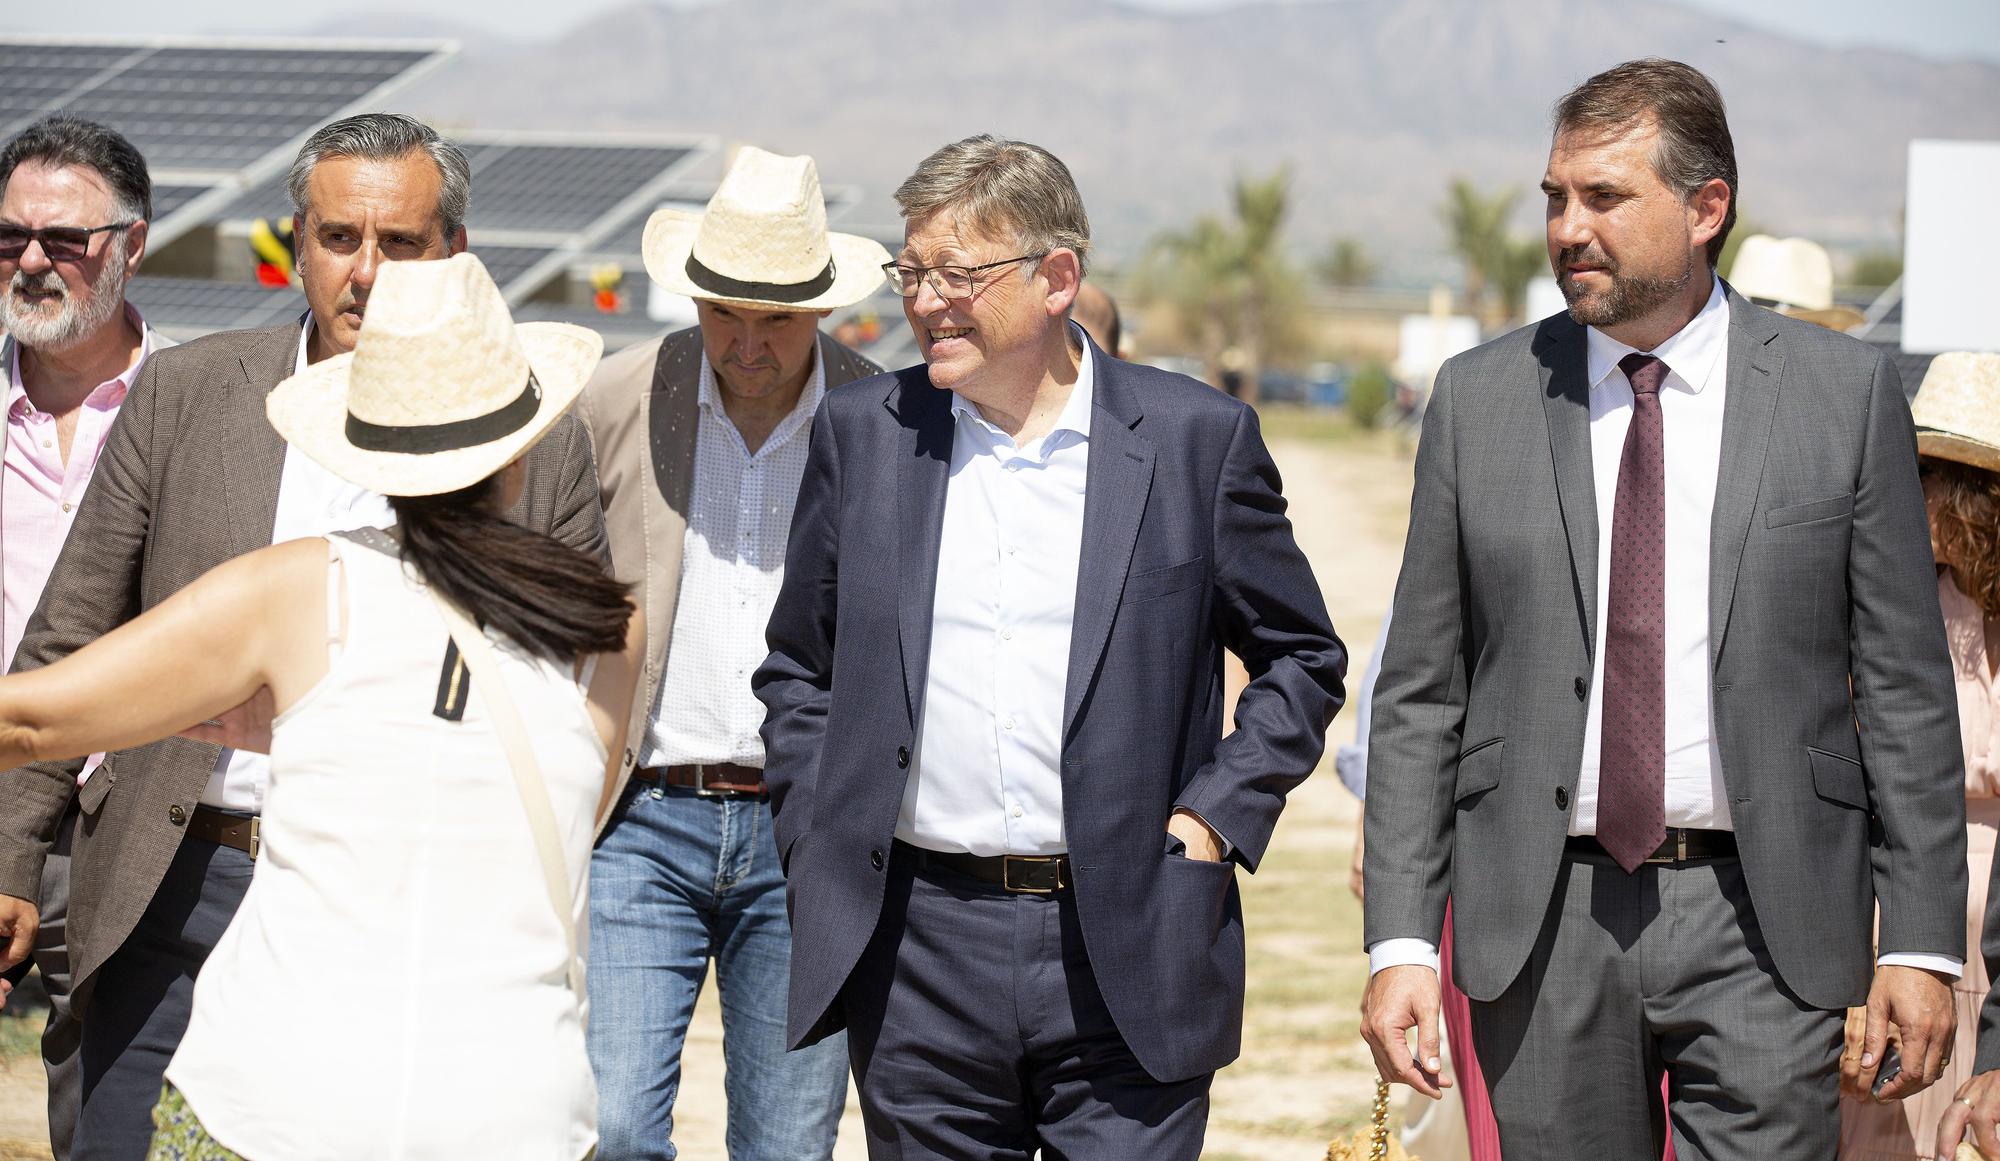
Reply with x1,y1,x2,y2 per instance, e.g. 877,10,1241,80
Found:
644,345,826,768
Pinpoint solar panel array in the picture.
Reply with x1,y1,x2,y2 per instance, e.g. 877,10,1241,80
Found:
126,276,305,333
0,43,444,173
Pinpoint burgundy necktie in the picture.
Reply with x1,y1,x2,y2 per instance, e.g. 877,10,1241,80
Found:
1597,353,1669,873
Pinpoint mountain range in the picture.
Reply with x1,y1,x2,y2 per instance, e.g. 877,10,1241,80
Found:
366,0,2000,278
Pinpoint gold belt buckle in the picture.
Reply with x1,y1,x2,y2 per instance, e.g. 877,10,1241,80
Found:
1002,854,1062,894
247,816,262,860
1641,829,1686,866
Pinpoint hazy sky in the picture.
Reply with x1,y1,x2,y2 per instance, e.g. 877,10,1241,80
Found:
16,0,2000,64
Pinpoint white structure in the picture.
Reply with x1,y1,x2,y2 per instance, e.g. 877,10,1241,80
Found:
1903,140,2000,355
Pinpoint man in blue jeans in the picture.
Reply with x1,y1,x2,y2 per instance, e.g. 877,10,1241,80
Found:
575,146,889,1159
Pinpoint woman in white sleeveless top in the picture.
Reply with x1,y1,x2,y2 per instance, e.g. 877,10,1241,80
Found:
0,254,642,1160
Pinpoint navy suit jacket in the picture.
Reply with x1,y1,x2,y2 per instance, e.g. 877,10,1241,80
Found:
755,335,1346,1082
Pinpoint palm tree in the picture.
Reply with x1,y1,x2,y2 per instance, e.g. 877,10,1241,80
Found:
1317,236,1377,289
1440,178,1517,321
1136,167,1308,402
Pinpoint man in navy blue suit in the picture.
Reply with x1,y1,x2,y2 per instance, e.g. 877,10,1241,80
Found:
755,134,1346,1159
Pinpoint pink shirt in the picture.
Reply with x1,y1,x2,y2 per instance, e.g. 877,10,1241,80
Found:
1941,570,2000,801
1,305,162,670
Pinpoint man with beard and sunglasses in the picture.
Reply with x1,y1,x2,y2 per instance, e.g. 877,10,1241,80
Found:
0,112,605,1159
0,113,170,1161
1361,59,1967,1159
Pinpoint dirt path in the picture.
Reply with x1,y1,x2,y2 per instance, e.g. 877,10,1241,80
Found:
0,431,1417,1160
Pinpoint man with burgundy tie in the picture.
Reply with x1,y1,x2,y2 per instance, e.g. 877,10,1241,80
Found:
1360,58,1968,1159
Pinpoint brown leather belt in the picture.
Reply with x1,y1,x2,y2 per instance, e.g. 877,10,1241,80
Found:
187,806,261,858
635,763,767,798
1565,827,1737,866
893,839,1073,894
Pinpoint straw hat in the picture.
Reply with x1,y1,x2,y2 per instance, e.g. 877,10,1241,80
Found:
1727,234,1866,331
1913,352,2000,473
642,146,888,312
267,253,602,497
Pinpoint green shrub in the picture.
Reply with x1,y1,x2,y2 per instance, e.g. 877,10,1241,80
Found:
1346,364,1393,430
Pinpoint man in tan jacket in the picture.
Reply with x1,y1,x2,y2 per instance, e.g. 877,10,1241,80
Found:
574,146,885,1161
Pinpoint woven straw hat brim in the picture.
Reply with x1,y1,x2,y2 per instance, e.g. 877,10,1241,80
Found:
1918,430,2000,474
642,208,889,312
266,322,602,497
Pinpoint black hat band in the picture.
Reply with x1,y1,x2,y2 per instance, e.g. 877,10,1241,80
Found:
345,371,543,454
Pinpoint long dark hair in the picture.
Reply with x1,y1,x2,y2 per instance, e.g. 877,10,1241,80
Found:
389,476,631,663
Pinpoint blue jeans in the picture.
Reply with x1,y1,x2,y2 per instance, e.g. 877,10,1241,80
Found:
588,782,847,1160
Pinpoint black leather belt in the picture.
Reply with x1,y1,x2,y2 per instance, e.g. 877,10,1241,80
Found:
188,806,261,858
893,839,1073,893
1565,827,1737,865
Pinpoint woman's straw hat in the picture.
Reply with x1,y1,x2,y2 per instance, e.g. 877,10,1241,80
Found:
1913,352,2000,473
1727,234,1865,332
643,146,888,312
267,253,602,497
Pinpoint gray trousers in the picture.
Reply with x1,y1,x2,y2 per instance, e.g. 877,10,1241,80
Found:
35,807,79,1161
1469,851,1843,1161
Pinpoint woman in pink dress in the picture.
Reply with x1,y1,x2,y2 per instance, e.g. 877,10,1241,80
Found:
1841,352,2000,1160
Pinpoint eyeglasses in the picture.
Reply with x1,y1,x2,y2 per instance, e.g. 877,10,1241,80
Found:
881,253,1047,299
0,222,137,263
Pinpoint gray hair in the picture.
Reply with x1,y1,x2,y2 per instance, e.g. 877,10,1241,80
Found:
0,114,152,222
893,135,1090,277
286,113,471,237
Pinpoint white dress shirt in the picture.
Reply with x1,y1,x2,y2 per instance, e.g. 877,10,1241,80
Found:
1370,278,1960,976
644,346,825,768
898,336,1094,856
202,321,394,812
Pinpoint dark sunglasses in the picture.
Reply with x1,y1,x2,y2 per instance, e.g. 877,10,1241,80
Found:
0,222,137,263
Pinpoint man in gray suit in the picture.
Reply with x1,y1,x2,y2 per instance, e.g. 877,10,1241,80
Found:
0,113,604,1158
1361,59,1966,1158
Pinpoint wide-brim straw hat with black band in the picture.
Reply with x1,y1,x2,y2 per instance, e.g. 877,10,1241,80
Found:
1914,351,2000,473
642,145,888,312
1727,233,1866,332
267,252,602,497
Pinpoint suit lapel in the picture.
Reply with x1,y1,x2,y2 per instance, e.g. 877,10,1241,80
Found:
642,330,703,690
894,373,953,723
1063,351,1154,739
221,324,299,558
1708,291,1784,668
1538,317,1599,656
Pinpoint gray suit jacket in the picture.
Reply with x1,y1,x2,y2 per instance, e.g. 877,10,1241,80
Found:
1363,287,1967,1010
0,319,607,1015
574,326,880,827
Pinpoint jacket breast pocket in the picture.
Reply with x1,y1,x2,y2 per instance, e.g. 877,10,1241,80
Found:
78,762,114,815
1766,493,1854,529
1454,737,1505,805
1124,556,1208,604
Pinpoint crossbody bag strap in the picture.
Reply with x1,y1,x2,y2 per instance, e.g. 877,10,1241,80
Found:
426,588,587,1000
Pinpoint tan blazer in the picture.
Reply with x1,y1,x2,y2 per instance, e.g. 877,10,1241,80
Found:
0,319,608,1014
575,327,882,826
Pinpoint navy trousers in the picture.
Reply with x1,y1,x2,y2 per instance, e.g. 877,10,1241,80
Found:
839,844,1212,1161
73,837,254,1161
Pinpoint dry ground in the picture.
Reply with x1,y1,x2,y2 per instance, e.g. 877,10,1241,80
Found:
0,413,1418,1160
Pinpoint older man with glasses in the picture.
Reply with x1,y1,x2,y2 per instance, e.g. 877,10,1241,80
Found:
758,134,1345,1159
0,113,170,1161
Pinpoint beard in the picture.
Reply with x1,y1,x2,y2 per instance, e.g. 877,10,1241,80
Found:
0,243,130,352
1556,243,1695,329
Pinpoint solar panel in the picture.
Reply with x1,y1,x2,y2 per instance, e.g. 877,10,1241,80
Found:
472,244,557,291
590,198,708,263
126,275,305,333
149,183,213,221
464,144,693,235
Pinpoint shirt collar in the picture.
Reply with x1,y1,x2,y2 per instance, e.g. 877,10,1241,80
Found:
1585,274,1730,395
696,335,827,455
8,302,156,418
948,322,1096,452
295,316,314,376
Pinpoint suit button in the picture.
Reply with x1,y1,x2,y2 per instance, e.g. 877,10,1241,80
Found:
168,804,187,825
896,746,910,769
1555,787,1570,811
1573,676,1588,700
870,849,885,870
